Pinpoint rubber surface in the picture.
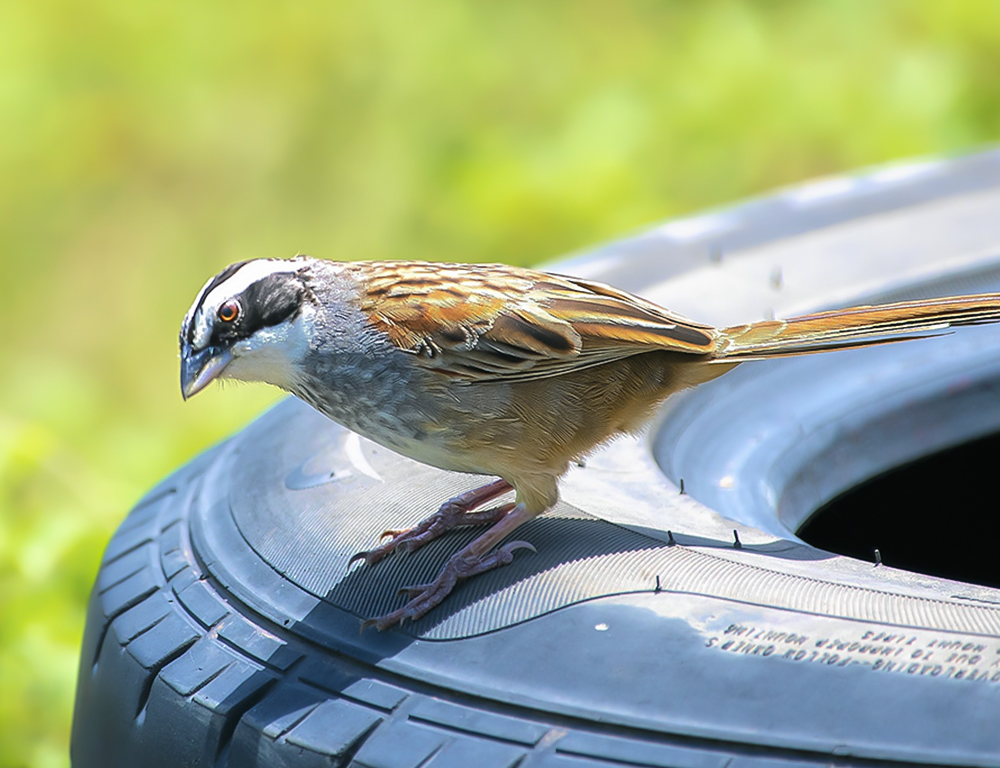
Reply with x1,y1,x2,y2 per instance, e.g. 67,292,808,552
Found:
73,150,1000,768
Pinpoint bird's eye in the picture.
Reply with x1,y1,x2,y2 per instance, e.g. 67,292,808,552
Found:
218,300,240,323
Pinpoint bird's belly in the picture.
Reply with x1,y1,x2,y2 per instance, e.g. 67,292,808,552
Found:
293,377,496,476
369,430,494,475
335,411,497,477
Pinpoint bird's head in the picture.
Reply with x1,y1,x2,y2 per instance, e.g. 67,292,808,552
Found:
179,258,312,399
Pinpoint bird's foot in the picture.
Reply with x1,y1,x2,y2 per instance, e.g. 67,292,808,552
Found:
348,479,513,567
362,540,536,631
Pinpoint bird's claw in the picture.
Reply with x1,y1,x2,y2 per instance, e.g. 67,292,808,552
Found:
348,549,374,568
362,539,536,631
500,540,536,556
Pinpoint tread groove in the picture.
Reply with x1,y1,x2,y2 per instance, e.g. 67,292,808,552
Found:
554,747,669,768
408,715,536,747
161,517,182,533
125,613,169,644
187,661,234,697
213,677,278,768
103,537,155,567
91,586,159,666
332,719,381,768
273,700,323,741
415,743,445,768
98,565,150,595
135,635,198,719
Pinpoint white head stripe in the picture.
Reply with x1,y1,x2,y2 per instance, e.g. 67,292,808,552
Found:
186,259,300,350
182,276,215,349
202,260,300,312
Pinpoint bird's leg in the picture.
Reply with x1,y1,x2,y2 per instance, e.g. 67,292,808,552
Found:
349,478,513,567
363,501,538,631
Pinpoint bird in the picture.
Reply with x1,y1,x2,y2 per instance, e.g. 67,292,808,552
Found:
180,256,1000,630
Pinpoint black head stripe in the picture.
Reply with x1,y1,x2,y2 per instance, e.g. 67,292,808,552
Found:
211,272,304,345
241,272,305,330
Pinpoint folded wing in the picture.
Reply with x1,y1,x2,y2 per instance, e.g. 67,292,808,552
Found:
348,261,719,382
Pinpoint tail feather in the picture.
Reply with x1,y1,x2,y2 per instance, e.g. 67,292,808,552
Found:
713,294,1000,362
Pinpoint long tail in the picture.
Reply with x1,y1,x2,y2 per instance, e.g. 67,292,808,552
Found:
713,294,1000,362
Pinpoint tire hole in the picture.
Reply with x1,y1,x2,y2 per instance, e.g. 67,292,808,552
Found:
799,430,1000,590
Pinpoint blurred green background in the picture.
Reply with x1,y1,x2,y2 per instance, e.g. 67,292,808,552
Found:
2,1,999,765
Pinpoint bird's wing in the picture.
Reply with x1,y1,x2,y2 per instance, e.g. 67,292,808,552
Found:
348,261,719,382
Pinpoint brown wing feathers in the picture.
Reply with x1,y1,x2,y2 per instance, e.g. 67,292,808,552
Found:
540,279,716,351
352,262,717,380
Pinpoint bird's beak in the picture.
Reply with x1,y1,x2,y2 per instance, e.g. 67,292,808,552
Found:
181,343,232,400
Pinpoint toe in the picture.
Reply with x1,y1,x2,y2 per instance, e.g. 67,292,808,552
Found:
397,583,430,599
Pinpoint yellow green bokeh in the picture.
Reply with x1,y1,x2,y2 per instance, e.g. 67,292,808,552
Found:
3,2,1000,765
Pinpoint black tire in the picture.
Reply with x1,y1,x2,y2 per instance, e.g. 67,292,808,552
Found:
73,151,1000,768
